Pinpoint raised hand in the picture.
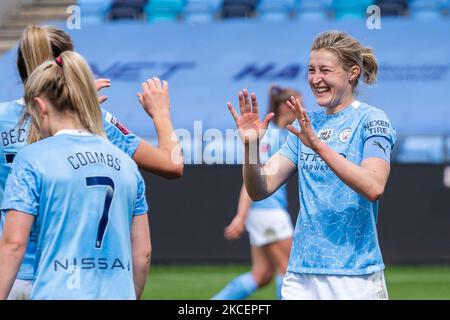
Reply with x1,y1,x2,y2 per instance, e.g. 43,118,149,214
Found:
224,216,245,241
137,77,170,120
95,78,111,104
227,89,274,144
286,96,321,151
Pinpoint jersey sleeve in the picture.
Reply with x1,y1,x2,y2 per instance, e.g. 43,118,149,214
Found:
101,108,142,158
133,171,148,216
1,151,40,216
361,109,396,147
278,120,300,166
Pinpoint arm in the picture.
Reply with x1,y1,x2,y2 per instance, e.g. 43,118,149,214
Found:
224,184,252,240
135,78,183,179
227,89,296,201
131,213,151,300
286,96,390,201
0,210,34,300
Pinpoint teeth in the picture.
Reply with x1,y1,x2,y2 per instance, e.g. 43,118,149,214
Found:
317,88,329,93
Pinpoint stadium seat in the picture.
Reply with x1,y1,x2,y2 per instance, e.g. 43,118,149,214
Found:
221,0,258,19
332,0,375,20
294,0,331,21
375,0,408,16
396,136,445,163
257,0,296,21
78,0,113,24
182,0,222,22
109,0,147,20
144,0,185,22
409,0,444,19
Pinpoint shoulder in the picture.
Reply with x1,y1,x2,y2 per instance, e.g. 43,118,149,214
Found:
357,102,391,122
0,99,24,116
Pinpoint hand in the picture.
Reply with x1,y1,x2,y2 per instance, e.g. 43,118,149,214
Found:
286,96,322,151
137,77,170,120
227,89,274,144
95,78,111,104
224,216,245,240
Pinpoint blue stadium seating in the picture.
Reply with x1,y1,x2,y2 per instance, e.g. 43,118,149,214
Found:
295,0,330,21
144,0,185,22
78,0,113,23
396,136,445,163
257,0,296,21
409,0,444,19
332,0,375,20
221,0,258,19
110,0,147,20
375,0,408,16
182,0,222,22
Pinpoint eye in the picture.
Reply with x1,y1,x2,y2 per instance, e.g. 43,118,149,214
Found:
308,68,315,74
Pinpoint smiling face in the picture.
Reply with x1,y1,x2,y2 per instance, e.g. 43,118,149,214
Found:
308,49,359,113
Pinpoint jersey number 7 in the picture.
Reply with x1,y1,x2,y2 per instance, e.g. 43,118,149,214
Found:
86,176,115,249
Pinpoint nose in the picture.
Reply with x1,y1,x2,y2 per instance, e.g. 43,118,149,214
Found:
310,73,323,86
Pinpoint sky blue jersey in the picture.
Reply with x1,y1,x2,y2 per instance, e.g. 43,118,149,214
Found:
251,121,289,210
0,99,142,280
278,101,396,275
1,132,148,299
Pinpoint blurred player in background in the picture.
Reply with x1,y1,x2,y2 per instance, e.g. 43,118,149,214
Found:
0,51,150,299
0,24,182,299
227,31,396,299
212,86,300,300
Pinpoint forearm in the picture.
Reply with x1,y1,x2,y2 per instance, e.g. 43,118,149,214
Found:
243,140,270,201
0,241,25,299
315,142,385,201
152,113,179,153
133,255,150,299
235,185,253,220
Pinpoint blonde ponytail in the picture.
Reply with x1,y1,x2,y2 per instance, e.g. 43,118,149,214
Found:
24,51,105,142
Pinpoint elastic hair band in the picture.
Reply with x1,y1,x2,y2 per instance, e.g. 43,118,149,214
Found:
55,56,63,67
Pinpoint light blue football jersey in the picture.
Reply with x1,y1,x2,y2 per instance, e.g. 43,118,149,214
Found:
278,101,396,275
1,132,148,299
251,122,289,210
0,99,142,280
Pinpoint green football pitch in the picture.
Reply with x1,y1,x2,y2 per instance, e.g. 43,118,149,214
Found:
141,265,450,300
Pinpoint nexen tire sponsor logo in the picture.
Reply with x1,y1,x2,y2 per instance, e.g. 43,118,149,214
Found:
364,119,390,135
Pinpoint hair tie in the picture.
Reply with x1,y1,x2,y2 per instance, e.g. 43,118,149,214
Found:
55,56,63,67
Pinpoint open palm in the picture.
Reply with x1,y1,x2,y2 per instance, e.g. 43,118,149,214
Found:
227,90,274,144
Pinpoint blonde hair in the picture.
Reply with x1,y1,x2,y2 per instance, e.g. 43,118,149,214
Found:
311,31,378,88
18,25,73,82
23,51,105,142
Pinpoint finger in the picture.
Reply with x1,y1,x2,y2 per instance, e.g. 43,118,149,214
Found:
95,80,111,91
287,124,302,136
141,81,150,93
251,92,258,114
262,112,275,129
286,99,302,119
238,91,245,115
152,77,162,89
137,93,144,105
243,89,251,113
147,78,156,91
162,80,169,93
227,103,239,122
98,96,108,104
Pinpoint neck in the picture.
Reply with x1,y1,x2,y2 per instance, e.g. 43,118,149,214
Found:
48,113,84,136
325,94,355,115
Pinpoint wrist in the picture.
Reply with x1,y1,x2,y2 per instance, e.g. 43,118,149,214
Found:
311,139,326,154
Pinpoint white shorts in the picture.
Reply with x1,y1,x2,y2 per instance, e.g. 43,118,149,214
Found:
282,271,389,300
7,278,32,300
245,208,294,246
